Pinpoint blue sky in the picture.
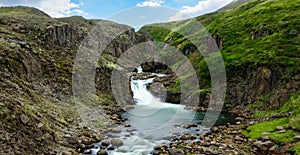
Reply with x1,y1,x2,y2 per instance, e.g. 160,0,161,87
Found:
0,0,234,27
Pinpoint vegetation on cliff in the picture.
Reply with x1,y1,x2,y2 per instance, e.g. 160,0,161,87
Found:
0,6,139,154
139,0,300,153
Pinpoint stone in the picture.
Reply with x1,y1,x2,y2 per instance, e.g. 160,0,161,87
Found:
278,129,286,133
66,136,78,144
101,139,110,146
82,138,94,145
111,128,121,133
254,140,274,151
62,151,72,155
212,126,218,132
261,131,270,135
219,143,227,148
180,134,190,140
259,136,269,141
20,114,30,124
269,145,286,154
234,135,244,141
154,144,167,150
111,138,124,147
249,121,255,125
107,146,115,150
275,126,284,131
97,150,108,155
182,124,191,129
294,135,300,142
168,148,184,155
124,124,131,127
203,141,211,147
204,148,217,154
235,117,245,121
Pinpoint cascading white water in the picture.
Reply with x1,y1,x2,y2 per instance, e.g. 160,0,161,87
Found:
130,77,155,106
89,66,235,155
106,67,198,155
136,66,143,73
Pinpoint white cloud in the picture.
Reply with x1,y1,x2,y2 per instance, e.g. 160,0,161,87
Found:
137,0,164,7
73,9,88,16
39,0,80,17
0,0,87,18
169,0,234,21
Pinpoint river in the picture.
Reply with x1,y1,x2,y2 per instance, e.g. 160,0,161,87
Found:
89,67,235,155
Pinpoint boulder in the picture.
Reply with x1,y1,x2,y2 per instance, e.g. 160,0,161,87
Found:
97,150,108,155
168,148,184,155
254,140,274,151
111,138,124,147
101,139,110,147
111,128,121,133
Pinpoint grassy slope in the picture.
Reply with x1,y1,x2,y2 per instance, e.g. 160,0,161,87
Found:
0,7,77,153
139,0,300,153
0,7,129,153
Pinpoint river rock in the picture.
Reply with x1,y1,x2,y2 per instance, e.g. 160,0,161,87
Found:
234,135,244,141
62,151,72,155
254,140,274,151
124,124,131,127
294,135,300,141
168,148,184,155
275,126,284,131
259,136,270,141
111,138,124,147
180,134,190,140
111,128,121,133
278,129,286,133
212,127,219,132
97,150,108,155
82,138,94,145
101,139,110,146
154,144,167,150
66,136,78,144
269,145,282,154
107,146,115,150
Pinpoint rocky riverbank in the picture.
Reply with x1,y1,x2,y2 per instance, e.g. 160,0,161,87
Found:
71,106,298,155
152,116,296,155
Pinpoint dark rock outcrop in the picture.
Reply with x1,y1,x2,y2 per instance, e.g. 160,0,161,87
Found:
0,6,149,154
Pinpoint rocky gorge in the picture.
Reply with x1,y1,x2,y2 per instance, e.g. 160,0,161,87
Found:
0,0,300,154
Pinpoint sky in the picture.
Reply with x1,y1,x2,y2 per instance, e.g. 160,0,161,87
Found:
0,0,234,27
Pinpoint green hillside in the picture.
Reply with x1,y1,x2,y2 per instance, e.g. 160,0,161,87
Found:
139,0,300,153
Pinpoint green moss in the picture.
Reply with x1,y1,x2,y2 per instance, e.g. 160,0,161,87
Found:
243,118,298,143
291,142,300,155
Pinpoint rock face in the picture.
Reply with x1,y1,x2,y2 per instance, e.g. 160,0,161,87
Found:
0,6,148,154
137,0,300,115
141,61,169,73
42,24,82,46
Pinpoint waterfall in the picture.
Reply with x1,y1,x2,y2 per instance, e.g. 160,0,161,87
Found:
130,77,156,106
136,66,143,73
88,66,235,155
